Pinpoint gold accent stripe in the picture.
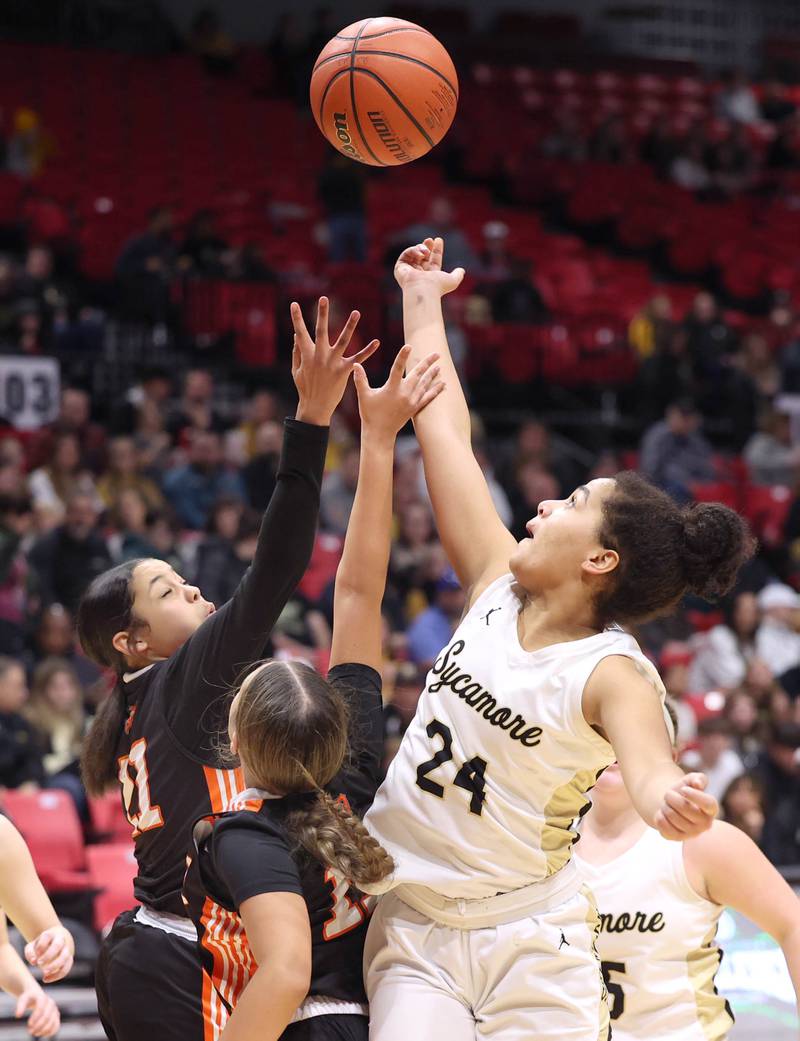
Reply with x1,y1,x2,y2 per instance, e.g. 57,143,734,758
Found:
686,922,736,1041
583,886,611,1041
541,766,602,876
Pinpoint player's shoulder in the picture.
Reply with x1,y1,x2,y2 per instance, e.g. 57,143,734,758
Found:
212,805,286,842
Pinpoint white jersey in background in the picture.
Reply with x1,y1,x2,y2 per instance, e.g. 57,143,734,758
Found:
575,828,734,1041
365,572,667,899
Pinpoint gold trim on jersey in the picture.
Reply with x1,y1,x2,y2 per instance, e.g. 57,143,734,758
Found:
582,886,611,1041
541,766,602,876
687,923,736,1041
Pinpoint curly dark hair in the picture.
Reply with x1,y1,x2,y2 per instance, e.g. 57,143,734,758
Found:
594,472,754,627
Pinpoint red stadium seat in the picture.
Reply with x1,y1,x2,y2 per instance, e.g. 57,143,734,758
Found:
86,845,138,935
297,532,344,603
742,485,793,547
690,481,740,510
88,792,134,845
1,790,90,892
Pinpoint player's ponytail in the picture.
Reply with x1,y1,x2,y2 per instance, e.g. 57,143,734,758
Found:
595,472,753,626
232,659,395,887
285,791,394,888
78,560,147,795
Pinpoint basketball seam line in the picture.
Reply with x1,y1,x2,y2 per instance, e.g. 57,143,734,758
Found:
349,19,386,167
317,67,349,134
334,27,432,42
311,50,458,100
354,67,435,150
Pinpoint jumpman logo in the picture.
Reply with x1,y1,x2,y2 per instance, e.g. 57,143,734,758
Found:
558,930,570,950
481,607,502,626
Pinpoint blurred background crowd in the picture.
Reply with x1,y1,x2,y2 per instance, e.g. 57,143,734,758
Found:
2,0,800,927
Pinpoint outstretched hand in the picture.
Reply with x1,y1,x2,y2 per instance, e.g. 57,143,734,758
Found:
290,296,380,426
654,772,718,841
394,236,465,297
353,345,444,441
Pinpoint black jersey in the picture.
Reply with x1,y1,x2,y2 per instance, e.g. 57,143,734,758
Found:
114,419,329,917
182,663,383,1029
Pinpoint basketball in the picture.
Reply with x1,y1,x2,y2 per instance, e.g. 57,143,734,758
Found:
310,17,459,167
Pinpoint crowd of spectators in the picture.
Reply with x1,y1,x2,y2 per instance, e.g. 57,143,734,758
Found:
1,358,800,866
539,69,800,198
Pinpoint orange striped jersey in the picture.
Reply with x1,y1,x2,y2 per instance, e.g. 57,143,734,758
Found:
112,418,330,918
182,663,384,1020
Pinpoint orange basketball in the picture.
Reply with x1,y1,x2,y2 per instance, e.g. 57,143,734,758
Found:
310,17,459,167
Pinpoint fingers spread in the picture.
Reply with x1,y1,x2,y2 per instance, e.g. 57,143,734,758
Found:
289,301,310,342
349,338,380,366
352,364,370,397
416,380,446,412
407,351,440,382
333,308,361,354
314,296,329,343
389,344,413,384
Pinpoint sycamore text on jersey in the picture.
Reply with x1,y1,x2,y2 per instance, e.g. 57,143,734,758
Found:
427,640,543,747
598,911,666,934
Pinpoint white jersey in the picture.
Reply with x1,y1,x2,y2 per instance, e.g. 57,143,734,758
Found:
575,828,734,1041
365,573,666,899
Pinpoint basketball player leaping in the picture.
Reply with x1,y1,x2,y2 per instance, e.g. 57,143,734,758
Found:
77,299,378,1041
362,237,753,1041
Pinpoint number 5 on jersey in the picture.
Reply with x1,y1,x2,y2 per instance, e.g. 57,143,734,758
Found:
118,738,164,836
416,718,488,815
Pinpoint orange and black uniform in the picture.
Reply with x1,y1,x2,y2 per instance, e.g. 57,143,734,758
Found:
182,663,383,1041
96,419,329,1041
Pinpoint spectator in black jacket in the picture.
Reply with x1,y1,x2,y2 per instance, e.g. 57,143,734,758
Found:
115,206,176,322
0,656,43,790
28,493,111,614
179,210,230,277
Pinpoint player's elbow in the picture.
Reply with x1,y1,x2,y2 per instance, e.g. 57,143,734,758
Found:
273,955,311,1008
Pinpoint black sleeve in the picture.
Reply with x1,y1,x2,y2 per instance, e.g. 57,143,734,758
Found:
162,419,329,745
328,663,384,812
211,815,304,910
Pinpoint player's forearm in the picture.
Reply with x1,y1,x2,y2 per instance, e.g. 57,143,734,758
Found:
335,433,394,603
777,922,800,1016
403,284,471,444
0,944,34,998
220,964,307,1041
0,843,59,943
625,762,685,828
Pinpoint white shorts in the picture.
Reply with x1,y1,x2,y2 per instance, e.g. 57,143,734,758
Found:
364,884,610,1041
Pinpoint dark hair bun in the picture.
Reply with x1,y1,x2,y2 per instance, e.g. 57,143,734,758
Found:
681,503,754,601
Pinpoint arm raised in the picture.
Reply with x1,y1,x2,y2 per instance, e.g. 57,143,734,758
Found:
396,237,516,600
330,346,444,672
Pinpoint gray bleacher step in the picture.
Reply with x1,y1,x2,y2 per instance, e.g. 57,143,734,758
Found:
0,986,98,1026
0,1020,104,1040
